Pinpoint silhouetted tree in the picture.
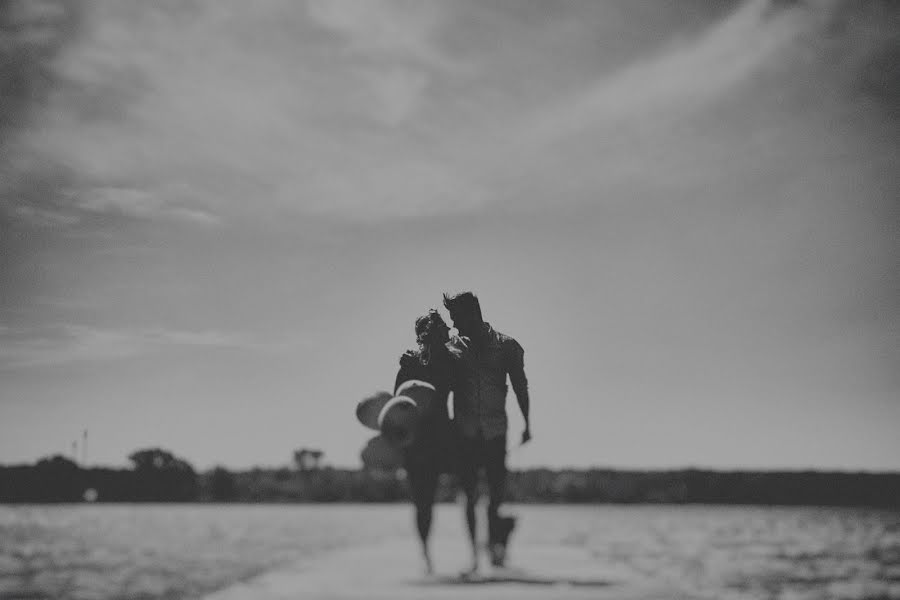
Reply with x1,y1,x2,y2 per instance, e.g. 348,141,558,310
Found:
129,448,180,471
127,447,198,501
208,466,236,501
33,455,84,501
294,448,324,471
3,454,900,506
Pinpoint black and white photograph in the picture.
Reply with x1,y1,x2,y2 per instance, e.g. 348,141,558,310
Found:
1,0,898,598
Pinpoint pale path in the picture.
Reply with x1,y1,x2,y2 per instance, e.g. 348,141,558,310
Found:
202,536,700,600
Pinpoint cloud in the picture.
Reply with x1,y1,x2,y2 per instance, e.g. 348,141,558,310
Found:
0,325,246,369
524,0,802,146
304,0,451,67
464,0,900,216
0,0,477,225
77,186,222,226
4,0,895,229
295,155,488,219
361,67,429,125
304,0,460,126
138,329,243,348
11,205,81,228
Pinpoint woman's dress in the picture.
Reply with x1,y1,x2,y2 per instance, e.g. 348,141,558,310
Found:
394,349,458,480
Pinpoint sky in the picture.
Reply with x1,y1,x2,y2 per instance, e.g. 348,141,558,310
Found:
1,0,898,472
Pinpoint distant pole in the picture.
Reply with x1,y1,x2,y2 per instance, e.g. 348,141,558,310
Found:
71,440,78,464
82,429,88,465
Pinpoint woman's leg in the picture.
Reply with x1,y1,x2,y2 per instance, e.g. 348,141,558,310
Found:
410,467,439,574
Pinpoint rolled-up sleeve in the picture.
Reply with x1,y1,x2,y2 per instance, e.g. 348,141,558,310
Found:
504,339,528,398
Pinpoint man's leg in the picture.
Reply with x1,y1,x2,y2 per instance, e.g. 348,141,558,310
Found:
458,438,480,574
484,436,510,566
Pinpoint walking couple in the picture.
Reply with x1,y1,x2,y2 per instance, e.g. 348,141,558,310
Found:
393,291,532,575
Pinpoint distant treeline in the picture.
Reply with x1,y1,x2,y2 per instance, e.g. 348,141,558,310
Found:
1,449,898,506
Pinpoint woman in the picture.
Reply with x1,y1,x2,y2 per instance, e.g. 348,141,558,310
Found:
394,309,458,575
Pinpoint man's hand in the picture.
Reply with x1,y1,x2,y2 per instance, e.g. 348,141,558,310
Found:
399,350,418,369
446,335,473,362
520,428,532,446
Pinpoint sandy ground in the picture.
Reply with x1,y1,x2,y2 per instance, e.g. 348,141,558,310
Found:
201,536,690,600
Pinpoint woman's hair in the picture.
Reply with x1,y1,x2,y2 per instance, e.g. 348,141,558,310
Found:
415,309,446,346
413,309,447,365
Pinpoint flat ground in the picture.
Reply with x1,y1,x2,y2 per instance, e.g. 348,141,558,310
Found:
202,536,694,600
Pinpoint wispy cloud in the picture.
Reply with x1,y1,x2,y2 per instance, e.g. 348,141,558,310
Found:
304,0,453,68
303,0,466,126
361,66,430,126
524,0,802,143
0,325,247,370
468,0,895,213
2,0,895,230
77,186,222,226
11,204,81,228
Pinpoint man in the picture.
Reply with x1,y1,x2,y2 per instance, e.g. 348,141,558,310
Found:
443,291,531,573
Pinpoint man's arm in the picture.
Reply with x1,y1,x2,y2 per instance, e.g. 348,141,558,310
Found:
506,338,531,444
395,350,419,393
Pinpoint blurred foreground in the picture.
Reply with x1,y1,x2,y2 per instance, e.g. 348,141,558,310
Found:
1,504,898,600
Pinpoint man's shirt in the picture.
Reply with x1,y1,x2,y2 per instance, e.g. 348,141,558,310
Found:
449,323,528,440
